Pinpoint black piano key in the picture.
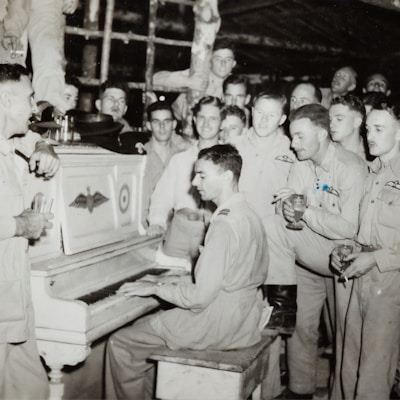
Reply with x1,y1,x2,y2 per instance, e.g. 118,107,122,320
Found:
77,267,168,305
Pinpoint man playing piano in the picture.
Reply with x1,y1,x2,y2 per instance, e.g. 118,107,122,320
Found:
105,144,269,400
0,63,60,399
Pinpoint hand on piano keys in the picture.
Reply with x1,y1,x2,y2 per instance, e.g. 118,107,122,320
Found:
118,281,157,297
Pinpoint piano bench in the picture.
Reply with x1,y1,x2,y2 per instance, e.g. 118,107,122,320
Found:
149,330,278,400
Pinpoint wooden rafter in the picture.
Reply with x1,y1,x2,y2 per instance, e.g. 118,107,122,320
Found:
358,0,400,12
220,0,286,16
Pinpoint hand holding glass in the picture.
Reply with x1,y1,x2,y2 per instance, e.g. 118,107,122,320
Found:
335,244,353,285
286,194,307,230
32,192,53,213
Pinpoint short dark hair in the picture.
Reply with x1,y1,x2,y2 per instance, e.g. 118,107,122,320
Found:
362,91,388,108
65,75,82,89
290,103,330,132
292,82,322,103
192,96,224,117
331,94,366,119
99,80,129,97
252,90,287,111
146,100,174,121
370,100,400,121
223,74,249,94
221,105,246,124
198,144,242,183
213,37,236,55
0,63,29,83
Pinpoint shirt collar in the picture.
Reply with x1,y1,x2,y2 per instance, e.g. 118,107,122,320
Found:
311,141,336,173
370,154,400,175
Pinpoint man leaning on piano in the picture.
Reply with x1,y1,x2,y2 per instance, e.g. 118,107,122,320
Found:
0,64,60,399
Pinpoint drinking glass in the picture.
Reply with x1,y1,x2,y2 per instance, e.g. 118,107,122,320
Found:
32,192,53,213
286,194,307,230
336,244,353,271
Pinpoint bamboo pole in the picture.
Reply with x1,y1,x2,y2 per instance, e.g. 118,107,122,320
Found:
80,0,100,111
65,26,192,47
181,0,220,137
143,0,158,126
100,0,115,83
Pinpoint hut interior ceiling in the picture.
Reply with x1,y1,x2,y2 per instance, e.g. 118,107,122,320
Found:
66,0,400,92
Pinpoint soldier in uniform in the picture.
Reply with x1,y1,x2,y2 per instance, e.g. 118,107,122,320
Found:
105,144,269,400
331,100,400,400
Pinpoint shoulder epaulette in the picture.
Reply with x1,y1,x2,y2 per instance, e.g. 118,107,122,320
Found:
218,209,230,216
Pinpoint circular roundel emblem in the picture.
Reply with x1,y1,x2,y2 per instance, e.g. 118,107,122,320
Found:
119,184,130,214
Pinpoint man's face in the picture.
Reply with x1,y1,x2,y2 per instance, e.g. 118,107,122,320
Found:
365,74,390,95
223,83,249,109
331,67,356,96
252,98,286,138
192,158,224,203
98,88,127,122
8,76,35,136
220,114,245,143
194,104,221,141
290,118,323,161
64,84,79,111
210,49,236,79
366,109,400,159
146,109,176,143
290,84,318,111
329,103,361,143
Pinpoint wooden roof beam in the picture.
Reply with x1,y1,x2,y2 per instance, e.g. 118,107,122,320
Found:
221,31,362,56
358,0,400,12
220,0,285,16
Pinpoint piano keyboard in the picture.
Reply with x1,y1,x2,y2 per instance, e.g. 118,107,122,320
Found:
77,267,168,305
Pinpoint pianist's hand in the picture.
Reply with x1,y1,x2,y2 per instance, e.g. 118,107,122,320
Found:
14,209,54,239
146,224,165,236
118,281,156,297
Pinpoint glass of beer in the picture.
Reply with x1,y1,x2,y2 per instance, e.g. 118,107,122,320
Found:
336,244,353,271
286,194,307,230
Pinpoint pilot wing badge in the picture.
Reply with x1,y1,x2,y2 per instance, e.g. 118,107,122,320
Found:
385,180,400,190
69,186,109,213
218,209,230,216
275,155,294,164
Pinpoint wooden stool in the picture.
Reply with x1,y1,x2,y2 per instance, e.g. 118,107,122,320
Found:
149,330,278,400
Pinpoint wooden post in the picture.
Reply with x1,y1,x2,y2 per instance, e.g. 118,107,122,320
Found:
100,0,115,83
81,0,100,112
182,0,220,137
144,0,159,127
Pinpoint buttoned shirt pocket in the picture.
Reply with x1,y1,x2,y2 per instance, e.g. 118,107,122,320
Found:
377,187,400,229
0,280,25,322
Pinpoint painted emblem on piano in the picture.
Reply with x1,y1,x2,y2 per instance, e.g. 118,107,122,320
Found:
119,184,130,213
69,186,109,213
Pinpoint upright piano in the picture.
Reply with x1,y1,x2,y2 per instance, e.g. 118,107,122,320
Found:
24,144,164,399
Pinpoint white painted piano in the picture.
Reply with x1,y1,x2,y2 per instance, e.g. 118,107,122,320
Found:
24,144,165,400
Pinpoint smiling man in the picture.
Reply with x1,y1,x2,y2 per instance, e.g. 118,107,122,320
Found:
105,144,269,400
264,104,367,399
153,38,237,122
0,63,59,399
